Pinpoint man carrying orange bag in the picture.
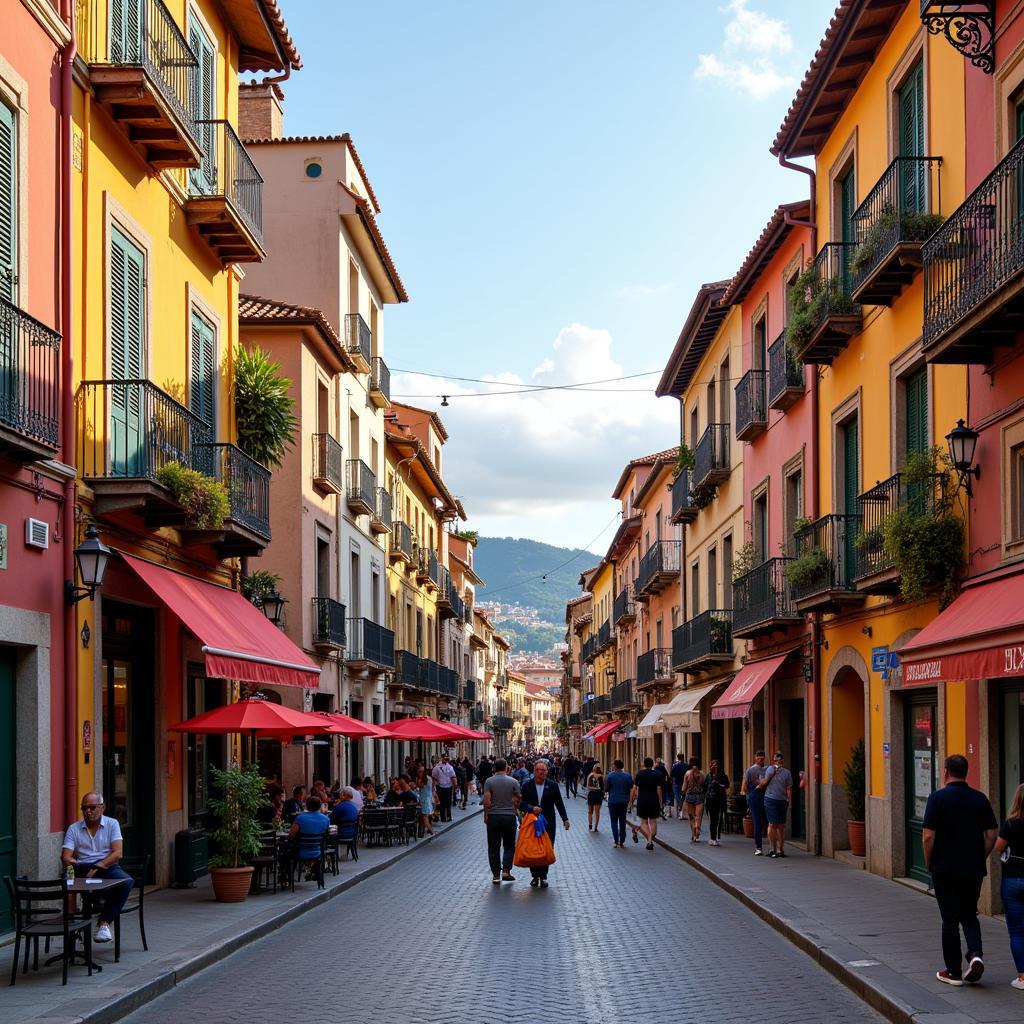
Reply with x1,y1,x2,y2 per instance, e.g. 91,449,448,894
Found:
517,760,570,888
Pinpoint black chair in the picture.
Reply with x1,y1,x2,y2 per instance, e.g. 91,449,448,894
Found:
361,808,393,847
334,821,359,862
4,876,93,986
287,832,327,891
251,831,280,894
401,805,419,844
114,855,149,962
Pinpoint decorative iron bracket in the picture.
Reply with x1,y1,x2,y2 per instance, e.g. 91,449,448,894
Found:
920,2,995,74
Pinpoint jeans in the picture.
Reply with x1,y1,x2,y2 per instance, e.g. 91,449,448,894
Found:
747,789,766,850
438,786,453,821
673,783,684,811
608,803,628,845
486,816,517,876
707,799,725,841
81,863,133,922
1001,875,1024,973
932,872,984,977
565,774,578,798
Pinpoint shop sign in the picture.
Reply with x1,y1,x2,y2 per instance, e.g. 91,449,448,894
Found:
871,646,890,672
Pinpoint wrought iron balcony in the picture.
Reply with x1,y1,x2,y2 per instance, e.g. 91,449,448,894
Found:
470,703,485,726
920,2,994,75
186,121,264,263
636,540,681,599
312,433,343,494
672,610,733,672
732,558,802,639
395,649,424,689
345,617,395,671
415,546,441,590
613,585,636,626
493,715,514,733
371,486,392,535
346,458,375,517
851,156,943,305
597,619,613,651
595,693,612,716
923,133,1024,363
610,679,639,710
198,442,270,553
438,565,454,614
581,636,599,663
311,597,346,651
670,468,698,524
0,298,61,461
790,513,864,612
788,242,862,364
84,0,202,170
369,356,390,408
581,700,596,725
735,370,767,442
461,678,477,704
344,313,371,372
768,331,804,411
636,648,674,689
694,423,730,491
568,711,581,728
437,665,460,699
390,520,415,564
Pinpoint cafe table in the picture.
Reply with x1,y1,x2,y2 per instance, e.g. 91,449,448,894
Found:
46,876,129,973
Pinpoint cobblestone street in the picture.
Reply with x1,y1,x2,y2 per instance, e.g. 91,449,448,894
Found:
122,798,882,1024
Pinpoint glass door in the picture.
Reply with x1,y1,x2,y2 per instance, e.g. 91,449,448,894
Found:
1001,686,1024,819
905,692,938,883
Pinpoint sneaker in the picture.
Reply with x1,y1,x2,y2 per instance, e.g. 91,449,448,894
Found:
633,831,639,844
936,970,963,987
1011,978,1024,990
754,848,764,856
539,879,549,888
766,850,777,859
95,923,112,943
530,878,539,887
492,876,500,884
646,842,655,851
776,851,787,858
501,872,515,881
964,956,984,984
710,840,719,847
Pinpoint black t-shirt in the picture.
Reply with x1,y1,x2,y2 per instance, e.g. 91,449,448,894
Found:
670,761,688,784
921,781,998,876
1000,817,1024,879
704,771,730,802
635,769,664,803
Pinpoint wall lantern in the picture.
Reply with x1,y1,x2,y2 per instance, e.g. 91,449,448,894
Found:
66,524,112,606
259,589,287,627
945,419,981,496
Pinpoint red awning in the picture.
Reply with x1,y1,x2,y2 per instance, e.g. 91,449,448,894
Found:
121,554,321,688
591,720,621,743
581,723,603,740
899,570,1024,685
711,653,790,720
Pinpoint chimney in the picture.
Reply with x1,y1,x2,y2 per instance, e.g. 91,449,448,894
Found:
239,81,284,141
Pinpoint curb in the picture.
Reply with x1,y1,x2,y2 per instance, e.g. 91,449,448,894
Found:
59,808,483,1024
626,818,928,1024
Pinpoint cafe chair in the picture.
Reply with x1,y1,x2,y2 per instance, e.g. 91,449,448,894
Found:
333,821,359,863
287,832,328,891
3,876,94,986
401,805,419,844
361,808,397,847
251,831,281,895
114,855,150,962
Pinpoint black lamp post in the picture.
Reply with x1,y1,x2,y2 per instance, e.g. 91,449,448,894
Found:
259,589,287,627
945,418,981,496
66,524,112,606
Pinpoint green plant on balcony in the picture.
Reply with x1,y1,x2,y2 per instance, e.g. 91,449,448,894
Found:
779,516,813,558
709,616,731,650
235,345,298,468
786,266,857,358
854,526,885,555
156,461,230,529
452,529,478,544
241,569,281,605
673,442,695,477
782,544,831,591
850,208,946,278
731,541,757,583
880,446,962,608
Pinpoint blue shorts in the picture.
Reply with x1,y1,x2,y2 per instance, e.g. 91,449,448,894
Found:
765,797,789,825
672,784,684,806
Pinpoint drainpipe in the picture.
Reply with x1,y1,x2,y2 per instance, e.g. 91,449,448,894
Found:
60,0,78,827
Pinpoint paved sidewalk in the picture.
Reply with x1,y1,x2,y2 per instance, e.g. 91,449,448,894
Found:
627,809,1021,1024
0,803,480,1024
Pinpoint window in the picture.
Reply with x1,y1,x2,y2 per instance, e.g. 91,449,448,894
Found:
719,356,730,426
1012,443,1024,544
838,164,856,244
349,411,359,461
903,364,928,462
1001,417,1024,556
783,460,804,556
189,308,216,428
316,534,330,598
0,101,16,305
690,563,699,617
690,406,699,450
655,509,662,543
349,550,360,618
722,535,733,609
752,312,767,371
707,546,717,611
109,227,146,477
897,61,926,210
753,491,768,562
304,161,322,179
706,378,716,428
188,18,216,195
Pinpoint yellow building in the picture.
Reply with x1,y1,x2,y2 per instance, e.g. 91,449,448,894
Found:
507,671,527,746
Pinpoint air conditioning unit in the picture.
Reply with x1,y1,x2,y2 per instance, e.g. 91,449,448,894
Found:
25,518,49,550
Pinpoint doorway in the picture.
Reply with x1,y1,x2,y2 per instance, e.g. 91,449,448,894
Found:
0,648,15,931
832,666,866,846
905,690,938,883
781,698,806,840
186,666,226,830
1000,683,1024,820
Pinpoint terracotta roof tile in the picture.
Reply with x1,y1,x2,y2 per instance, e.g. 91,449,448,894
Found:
260,0,301,69
238,293,356,370
656,281,731,399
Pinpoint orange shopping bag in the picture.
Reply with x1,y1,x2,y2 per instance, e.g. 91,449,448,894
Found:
513,812,556,868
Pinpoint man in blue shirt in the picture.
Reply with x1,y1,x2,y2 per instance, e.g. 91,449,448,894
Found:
604,760,635,849
289,796,330,878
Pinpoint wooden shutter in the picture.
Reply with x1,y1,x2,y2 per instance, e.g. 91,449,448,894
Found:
111,0,142,63
189,21,217,194
843,418,859,579
899,62,926,212
189,309,216,427
0,102,15,305
110,227,144,381
904,366,927,457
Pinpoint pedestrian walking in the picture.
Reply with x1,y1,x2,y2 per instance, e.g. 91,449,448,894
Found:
431,754,457,821
605,759,634,848
703,759,730,847
512,757,531,787
995,782,1024,990
519,760,570,888
563,754,579,799
585,763,605,832
476,755,493,805
654,758,671,819
683,759,706,843
415,765,436,838
460,756,474,808
670,752,688,820
482,757,521,884
632,757,664,851
759,751,793,858
742,750,767,855
922,754,998,987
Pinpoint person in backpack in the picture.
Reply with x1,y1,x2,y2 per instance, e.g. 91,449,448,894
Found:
682,758,706,843
703,759,730,847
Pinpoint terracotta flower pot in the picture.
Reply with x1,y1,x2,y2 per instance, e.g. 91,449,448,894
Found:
743,812,754,839
210,865,254,903
847,820,866,857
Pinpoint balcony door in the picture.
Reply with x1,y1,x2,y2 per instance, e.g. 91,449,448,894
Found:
109,227,146,477
842,416,859,580
189,308,216,430
189,19,217,195
0,649,14,932
898,61,926,213
1,101,16,306
109,0,142,64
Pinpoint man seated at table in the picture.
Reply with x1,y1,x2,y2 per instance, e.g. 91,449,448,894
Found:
397,775,421,808
289,796,330,878
60,792,132,944
329,788,360,832
282,785,306,823
382,778,403,806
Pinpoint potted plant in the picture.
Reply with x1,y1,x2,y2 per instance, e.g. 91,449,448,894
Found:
241,569,282,606
207,762,268,902
843,738,866,857
155,461,231,529
235,344,299,468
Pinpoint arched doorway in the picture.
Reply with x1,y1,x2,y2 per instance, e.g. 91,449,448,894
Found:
831,665,866,850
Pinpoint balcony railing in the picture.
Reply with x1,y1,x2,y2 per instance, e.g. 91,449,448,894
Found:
346,458,375,515
732,558,801,638
470,704,485,726
672,610,733,671
395,650,423,689
437,666,460,699
694,423,730,490
346,617,395,669
767,330,804,410
568,712,581,728
0,297,61,455
788,242,862,364
344,313,372,368
636,540,681,597
76,379,212,482
610,679,638,710
493,715,513,732
790,513,862,609
369,356,390,405
637,648,673,688
199,442,270,541
462,678,477,703
613,585,636,626
851,156,943,305
312,597,346,650
391,520,414,561
372,486,392,534
670,468,698,524
597,619,612,650
735,370,767,442
595,693,612,715
581,636,598,663
923,133,1024,362
312,433,343,493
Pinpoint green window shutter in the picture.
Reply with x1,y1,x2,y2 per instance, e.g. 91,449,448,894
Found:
110,0,142,64
110,227,144,381
0,102,15,305
189,309,216,427
899,62,926,212
905,366,927,458
189,21,217,195
843,417,859,580
840,168,856,243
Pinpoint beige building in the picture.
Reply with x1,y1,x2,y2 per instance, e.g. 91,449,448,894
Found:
527,686,555,749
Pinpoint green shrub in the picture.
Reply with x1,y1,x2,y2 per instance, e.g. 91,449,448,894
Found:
241,569,281,605
207,763,268,869
674,442,695,475
235,345,298,468
843,739,866,823
851,208,946,278
785,265,858,359
156,461,230,529
783,545,831,590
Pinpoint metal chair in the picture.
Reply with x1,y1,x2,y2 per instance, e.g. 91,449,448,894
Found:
113,855,149,962
251,831,280,894
401,805,419,844
287,832,328,891
361,808,398,847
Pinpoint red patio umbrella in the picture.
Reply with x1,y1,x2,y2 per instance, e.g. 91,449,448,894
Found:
378,716,473,742
313,712,391,738
169,697,336,736
439,722,493,740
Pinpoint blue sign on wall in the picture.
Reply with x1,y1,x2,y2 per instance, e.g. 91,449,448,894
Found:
871,646,890,672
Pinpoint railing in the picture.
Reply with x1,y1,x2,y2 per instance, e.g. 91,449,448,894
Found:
395,650,423,689
790,513,860,602
732,558,798,633
437,666,460,699
429,551,440,588
0,297,61,449
370,356,390,402
637,648,673,687
597,619,612,649
670,468,697,520
313,433,343,491
923,133,1024,351
470,704,485,726
344,313,372,365
199,442,270,539
595,693,612,715
438,565,452,602
610,679,638,709
392,520,414,560
672,610,733,668
637,540,681,592
581,636,598,662
346,458,375,510
346,617,395,668
374,486,392,530
768,330,803,405
76,379,212,481
462,678,477,703
568,712,581,727
450,588,466,622
851,156,942,293
189,121,263,244
493,715,513,732
613,585,635,625
735,369,767,439
793,243,860,344
581,701,596,724
311,597,346,648
694,423,730,486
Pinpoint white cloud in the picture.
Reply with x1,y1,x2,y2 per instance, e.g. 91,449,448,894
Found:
390,323,677,549
695,0,796,101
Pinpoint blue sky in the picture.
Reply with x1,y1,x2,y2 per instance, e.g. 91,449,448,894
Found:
276,0,837,554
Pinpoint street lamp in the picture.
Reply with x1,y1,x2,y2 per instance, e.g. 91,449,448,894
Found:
66,524,112,605
259,589,287,627
945,419,980,496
